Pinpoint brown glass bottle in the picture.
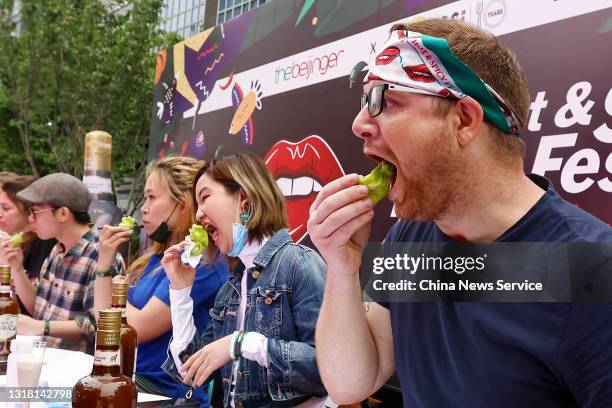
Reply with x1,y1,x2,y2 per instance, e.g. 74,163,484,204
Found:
72,309,137,407
0,265,18,375
112,280,138,380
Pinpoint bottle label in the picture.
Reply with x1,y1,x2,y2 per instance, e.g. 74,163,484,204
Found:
94,350,120,367
0,315,17,341
97,330,120,346
0,286,11,294
83,175,113,195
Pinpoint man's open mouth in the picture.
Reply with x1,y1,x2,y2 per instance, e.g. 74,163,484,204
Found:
365,153,398,191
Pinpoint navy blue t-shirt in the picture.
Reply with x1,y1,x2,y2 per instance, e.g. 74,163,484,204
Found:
383,175,612,407
128,253,228,405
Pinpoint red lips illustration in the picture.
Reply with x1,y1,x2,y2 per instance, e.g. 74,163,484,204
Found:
438,87,451,97
264,136,345,243
405,64,435,83
376,47,401,66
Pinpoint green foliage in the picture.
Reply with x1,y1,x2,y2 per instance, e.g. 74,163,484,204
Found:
0,0,178,200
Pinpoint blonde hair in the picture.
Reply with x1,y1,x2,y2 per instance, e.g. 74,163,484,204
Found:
195,152,287,244
128,156,204,282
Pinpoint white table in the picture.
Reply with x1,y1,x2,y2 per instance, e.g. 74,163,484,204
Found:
0,347,170,407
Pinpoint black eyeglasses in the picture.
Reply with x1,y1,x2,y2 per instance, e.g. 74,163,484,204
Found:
360,83,444,117
361,82,522,134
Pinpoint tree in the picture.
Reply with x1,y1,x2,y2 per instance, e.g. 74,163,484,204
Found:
0,0,181,214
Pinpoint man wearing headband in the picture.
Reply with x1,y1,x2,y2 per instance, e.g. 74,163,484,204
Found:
309,19,612,406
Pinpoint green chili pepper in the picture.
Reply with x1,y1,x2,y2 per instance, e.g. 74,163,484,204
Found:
358,161,394,204
119,216,137,230
10,232,24,247
189,224,209,256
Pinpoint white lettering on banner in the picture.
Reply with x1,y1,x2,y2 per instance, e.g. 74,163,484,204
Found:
529,80,612,194
532,133,578,175
532,133,612,194
554,82,595,128
599,154,612,192
528,92,548,132
182,0,611,119
593,88,612,143
560,149,600,194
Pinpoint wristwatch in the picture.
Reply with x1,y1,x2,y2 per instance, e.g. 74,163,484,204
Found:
43,319,51,336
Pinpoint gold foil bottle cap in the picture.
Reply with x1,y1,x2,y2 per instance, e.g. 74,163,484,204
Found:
98,309,122,332
0,265,11,284
84,131,112,173
112,279,128,296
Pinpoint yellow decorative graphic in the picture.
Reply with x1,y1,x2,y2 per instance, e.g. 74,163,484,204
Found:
171,27,220,107
229,81,263,136
183,27,214,52
173,42,197,105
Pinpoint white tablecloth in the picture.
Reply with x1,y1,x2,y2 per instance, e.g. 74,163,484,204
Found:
0,347,170,407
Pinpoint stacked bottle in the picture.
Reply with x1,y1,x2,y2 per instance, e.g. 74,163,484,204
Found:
112,279,138,380
72,309,137,407
0,265,18,375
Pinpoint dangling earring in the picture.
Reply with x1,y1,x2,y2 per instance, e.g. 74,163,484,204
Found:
239,208,250,225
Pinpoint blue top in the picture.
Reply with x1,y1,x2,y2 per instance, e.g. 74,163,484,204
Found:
127,252,228,405
383,175,612,407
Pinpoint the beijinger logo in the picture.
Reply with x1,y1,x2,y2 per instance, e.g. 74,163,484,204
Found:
274,49,344,84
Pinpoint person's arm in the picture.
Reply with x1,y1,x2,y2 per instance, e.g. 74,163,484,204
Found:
10,264,37,315
93,225,133,314
308,174,395,403
160,242,216,383
168,285,197,372
316,280,395,403
76,254,125,346
1,237,37,314
125,298,172,343
17,314,81,340
163,313,215,383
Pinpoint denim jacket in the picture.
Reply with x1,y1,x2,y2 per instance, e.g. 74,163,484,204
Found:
162,229,327,407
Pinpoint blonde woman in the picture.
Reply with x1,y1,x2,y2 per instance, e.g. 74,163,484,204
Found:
96,156,228,406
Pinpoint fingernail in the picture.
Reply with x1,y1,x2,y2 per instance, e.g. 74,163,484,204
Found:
358,185,369,194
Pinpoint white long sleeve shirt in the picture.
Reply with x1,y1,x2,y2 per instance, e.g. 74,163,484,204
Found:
169,238,330,408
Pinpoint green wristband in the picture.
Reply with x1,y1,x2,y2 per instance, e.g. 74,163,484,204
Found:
96,267,114,278
43,319,51,336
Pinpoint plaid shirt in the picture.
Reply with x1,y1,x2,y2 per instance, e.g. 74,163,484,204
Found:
34,227,124,353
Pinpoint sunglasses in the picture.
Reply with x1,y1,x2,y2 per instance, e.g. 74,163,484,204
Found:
360,83,446,117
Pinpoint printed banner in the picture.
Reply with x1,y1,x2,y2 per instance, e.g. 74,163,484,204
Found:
149,0,612,245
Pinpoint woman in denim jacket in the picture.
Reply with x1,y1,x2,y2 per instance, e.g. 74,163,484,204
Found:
161,153,328,407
